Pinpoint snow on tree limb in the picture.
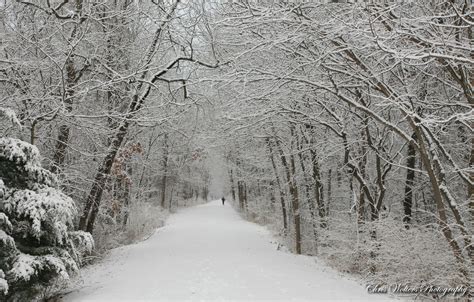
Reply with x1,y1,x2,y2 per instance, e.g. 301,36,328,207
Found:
0,108,21,129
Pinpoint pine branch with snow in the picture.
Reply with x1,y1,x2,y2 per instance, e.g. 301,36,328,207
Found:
0,137,94,301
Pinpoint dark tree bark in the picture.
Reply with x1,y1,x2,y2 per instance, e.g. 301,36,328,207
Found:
302,123,326,228
403,133,417,227
237,180,245,211
296,130,318,253
273,126,301,254
229,169,236,201
243,181,248,211
469,121,474,230
310,149,325,229
122,165,132,227
266,138,288,231
357,123,368,226
77,0,219,233
50,0,85,174
160,133,169,208
50,55,76,173
79,118,131,232
412,124,468,278
326,168,332,218
269,180,276,211
289,149,301,255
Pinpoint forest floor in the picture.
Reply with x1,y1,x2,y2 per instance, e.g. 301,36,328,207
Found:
62,200,395,301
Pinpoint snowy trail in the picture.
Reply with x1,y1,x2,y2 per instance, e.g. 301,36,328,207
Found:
64,200,390,301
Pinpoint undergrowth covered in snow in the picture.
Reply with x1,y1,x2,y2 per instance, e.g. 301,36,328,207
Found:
318,214,462,289
92,197,209,253
240,201,466,300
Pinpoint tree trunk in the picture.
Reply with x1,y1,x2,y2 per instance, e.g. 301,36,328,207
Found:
78,119,130,232
122,165,132,227
310,149,325,229
266,138,288,231
229,169,236,201
357,128,368,226
403,133,417,227
78,0,182,233
289,151,301,255
50,0,84,173
273,127,301,254
412,123,468,279
326,169,332,218
168,183,175,211
160,133,169,208
269,180,276,211
237,180,243,210
469,119,474,232
243,181,248,212
50,59,75,174
297,144,318,254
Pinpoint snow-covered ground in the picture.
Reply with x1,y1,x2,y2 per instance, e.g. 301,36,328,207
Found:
63,200,393,301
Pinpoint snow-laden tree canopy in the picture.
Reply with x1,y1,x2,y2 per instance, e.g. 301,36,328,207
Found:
0,109,93,301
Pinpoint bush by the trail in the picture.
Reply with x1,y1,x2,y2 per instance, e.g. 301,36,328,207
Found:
0,137,94,301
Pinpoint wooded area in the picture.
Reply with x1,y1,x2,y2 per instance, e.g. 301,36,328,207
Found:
217,0,473,291
0,0,472,300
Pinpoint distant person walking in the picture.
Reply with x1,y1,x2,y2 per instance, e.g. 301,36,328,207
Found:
221,197,225,205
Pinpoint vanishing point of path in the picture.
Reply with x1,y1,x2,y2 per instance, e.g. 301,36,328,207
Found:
64,200,392,301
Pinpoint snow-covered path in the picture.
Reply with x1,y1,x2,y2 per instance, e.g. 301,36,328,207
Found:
64,200,390,301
